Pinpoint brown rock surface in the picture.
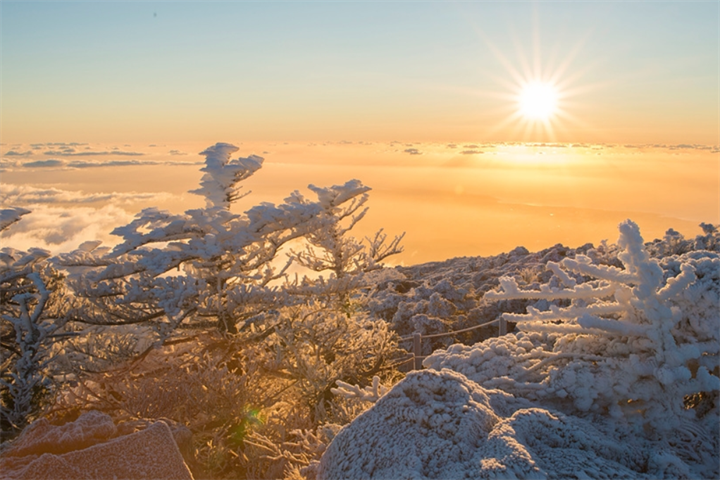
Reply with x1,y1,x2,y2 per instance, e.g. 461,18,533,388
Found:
4,410,117,457
15,454,83,480
56,422,192,479
1,412,194,480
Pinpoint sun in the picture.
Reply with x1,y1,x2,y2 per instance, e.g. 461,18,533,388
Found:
471,21,595,142
518,82,558,121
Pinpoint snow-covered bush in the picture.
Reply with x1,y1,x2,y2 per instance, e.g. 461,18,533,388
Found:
268,306,400,421
644,223,720,257
423,220,719,476
235,305,401,479
48,295,401,479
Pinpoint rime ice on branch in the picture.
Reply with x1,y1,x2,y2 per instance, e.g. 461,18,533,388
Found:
290,180,404,281
425,220,719,443
0,208,31,232
190,142,263,209
64,143,402,339
67,143,322,335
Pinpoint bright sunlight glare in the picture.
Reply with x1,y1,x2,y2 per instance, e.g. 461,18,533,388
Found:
518,83,558,121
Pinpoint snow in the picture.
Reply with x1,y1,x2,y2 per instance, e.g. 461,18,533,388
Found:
320,221,719,479
319,369,681,480
0,208,31,232
190,142,263,209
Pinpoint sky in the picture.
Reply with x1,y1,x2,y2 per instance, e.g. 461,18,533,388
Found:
3,1,717,144
1,1,719,264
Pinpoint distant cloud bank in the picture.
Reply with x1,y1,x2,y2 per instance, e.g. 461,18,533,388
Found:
4,150,34,157
43,150,145,157
23,160,64,168
1,185,174,206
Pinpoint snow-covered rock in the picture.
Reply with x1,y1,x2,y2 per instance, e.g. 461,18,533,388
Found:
319,369,683,479
320,221,719,479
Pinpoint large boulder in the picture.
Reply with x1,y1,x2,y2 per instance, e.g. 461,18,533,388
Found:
318,369,683,479
3,410,116,458
1,411,193,480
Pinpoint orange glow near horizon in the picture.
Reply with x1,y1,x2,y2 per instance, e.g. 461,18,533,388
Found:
1,141,717,263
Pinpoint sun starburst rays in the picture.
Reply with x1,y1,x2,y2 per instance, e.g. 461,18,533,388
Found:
460,10,603,144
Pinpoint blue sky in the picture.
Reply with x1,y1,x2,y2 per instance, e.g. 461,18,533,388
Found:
2,1,718,143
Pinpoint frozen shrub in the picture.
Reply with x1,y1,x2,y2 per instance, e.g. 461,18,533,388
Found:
423,220,719,478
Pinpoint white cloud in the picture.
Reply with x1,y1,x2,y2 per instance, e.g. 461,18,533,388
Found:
67,159,150,168
0,204,133,254
43,150,145,156
0,185,174,205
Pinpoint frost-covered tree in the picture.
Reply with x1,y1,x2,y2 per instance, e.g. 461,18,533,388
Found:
424,220,719,473
268,305,399,420
65,143,327,336
63,143,405,344
0,211,70,438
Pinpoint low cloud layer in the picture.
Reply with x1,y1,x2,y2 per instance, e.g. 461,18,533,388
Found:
1,185,174,206
0,204,133,253
30,142,88,148
43,150,145,157
3,150,34,157
22,159,65,168
11,158,201,170
67,160,151,168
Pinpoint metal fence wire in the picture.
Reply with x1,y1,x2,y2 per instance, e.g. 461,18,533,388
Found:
397,318,508,370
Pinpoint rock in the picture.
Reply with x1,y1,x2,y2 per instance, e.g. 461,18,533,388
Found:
48,422,192,480
1,412,193,480
15,454,82,480
4,410,116,457
318,369,652,480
